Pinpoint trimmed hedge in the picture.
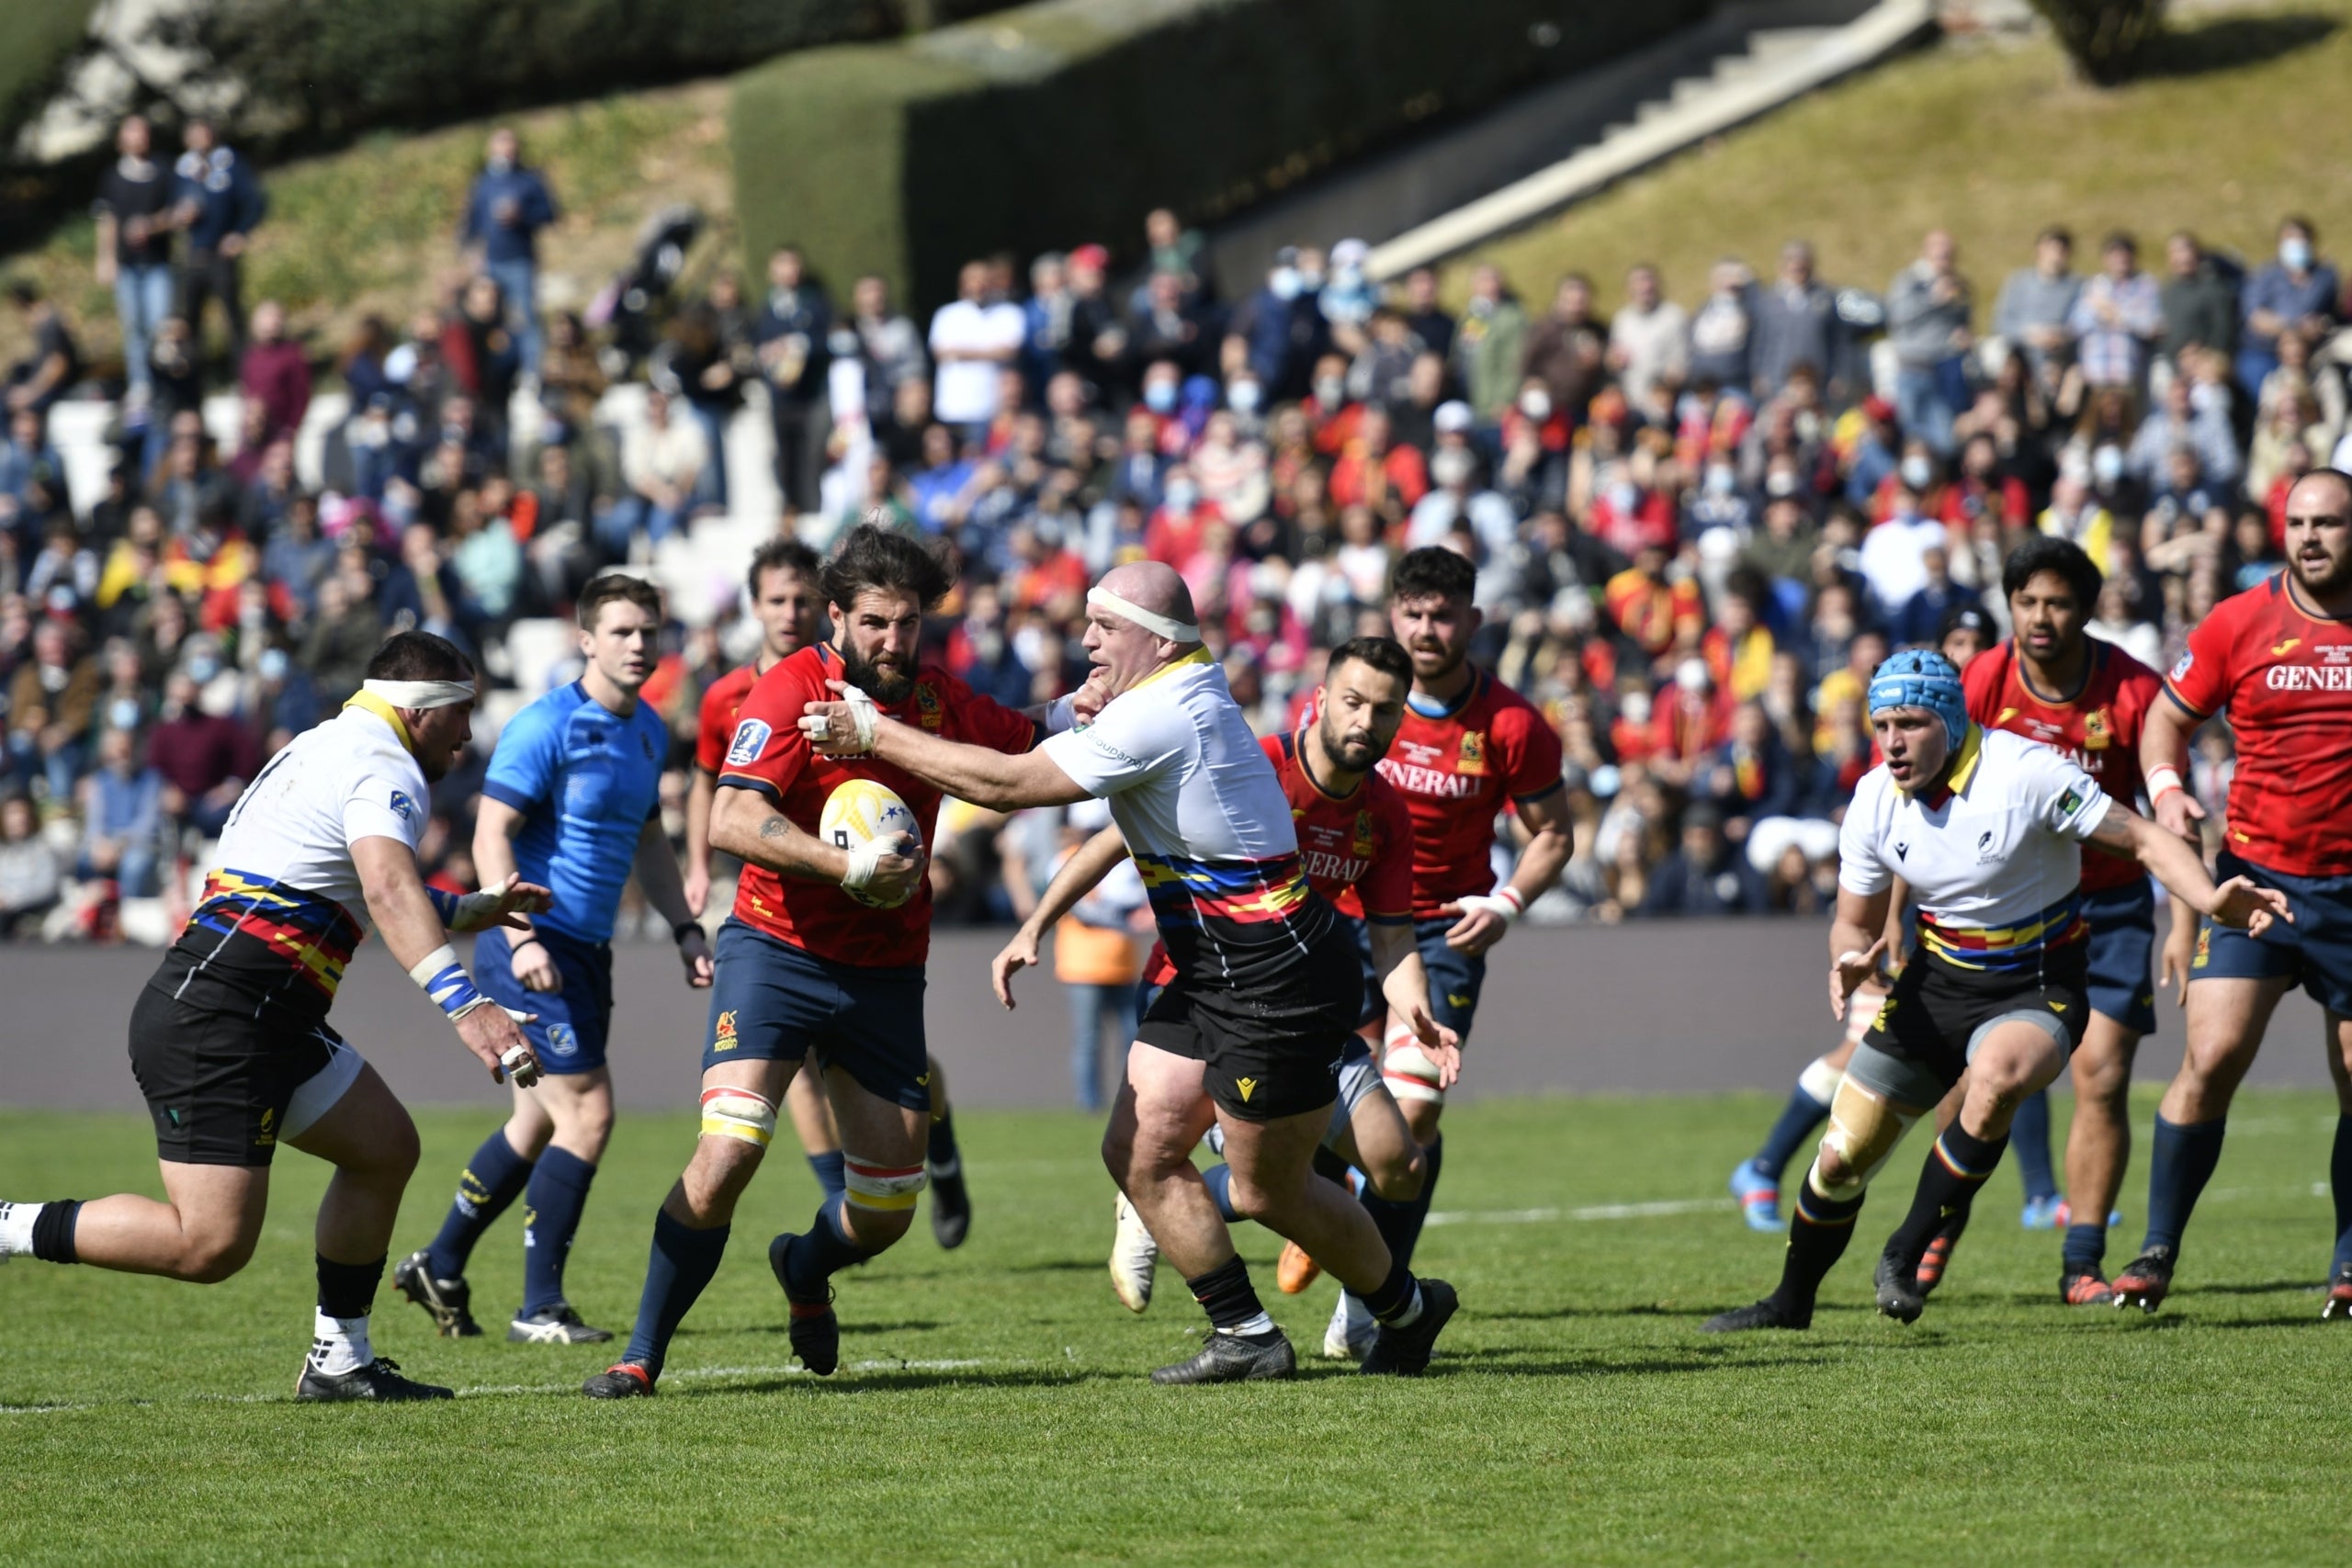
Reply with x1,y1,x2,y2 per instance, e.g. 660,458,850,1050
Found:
730,0,1715,310
170,0,1018,146
0,1,96,156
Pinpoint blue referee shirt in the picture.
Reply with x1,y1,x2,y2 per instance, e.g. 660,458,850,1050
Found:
481,682,669,944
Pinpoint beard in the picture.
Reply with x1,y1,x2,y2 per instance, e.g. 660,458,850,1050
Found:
839,641,916,705
1318,715,1387,773
2290,546,2352,597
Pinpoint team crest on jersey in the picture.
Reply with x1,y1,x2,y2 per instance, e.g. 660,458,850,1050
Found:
2058,787,2086,818
915,683,944,729
545,1023,577,1057
712,1010,739,1051
2171,649,2194,682
2084,710,2110,750
1352,809,1376,859
389,790,415,821
726,719,773,766
1457,730,1487,775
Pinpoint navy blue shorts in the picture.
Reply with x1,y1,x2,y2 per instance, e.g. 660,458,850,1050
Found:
702,919,931,1111
2192,851,2352,1016
1415,916,1487,1040
1349,918,1389,1031
475,926,612,1075
2083,880,2159,1036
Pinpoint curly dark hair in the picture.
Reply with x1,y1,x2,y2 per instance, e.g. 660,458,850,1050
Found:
820,522,956,615
1391,546,1476,604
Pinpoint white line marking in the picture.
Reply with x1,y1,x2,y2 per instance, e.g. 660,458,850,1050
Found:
1426,1198,1735,1227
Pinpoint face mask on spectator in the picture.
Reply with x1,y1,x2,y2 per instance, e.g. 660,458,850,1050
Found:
1520,389,1552,422
259,648,288,682
1703,463,1737,496
1270,267,1302,301
2092,445,2125,488
1165,479,1199,512
1607,480,1638,515
1766,469,1798,498
1314,376,1345,407
1621,691,1652,725
1145,380,1178,414
1227,378,1262,414
2282,236,2314,272
1431,448,1476,489
108,697,141,731
187,653,221,683
1298,266,1325,291
1899,456,1932,491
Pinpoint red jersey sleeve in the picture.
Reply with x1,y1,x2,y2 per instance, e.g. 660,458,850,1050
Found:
2163,597,2241,719
1496,699,1566,805
1359,782,1415,923
1962,643,2006,723
2114,658,2176,768
716,659,815,802
695,672,739,775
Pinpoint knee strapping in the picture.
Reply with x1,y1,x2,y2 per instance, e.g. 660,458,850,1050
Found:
1798,1055,1845,1105
1813,1082,1922,1201
699,1086,778,1148
842,1154,927,1213
1383,1030,1445,1106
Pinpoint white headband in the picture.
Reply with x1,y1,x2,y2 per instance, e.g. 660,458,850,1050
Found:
1087,586,1199,643
361,678,477,709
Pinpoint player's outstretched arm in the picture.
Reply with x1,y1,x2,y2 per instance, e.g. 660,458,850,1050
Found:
801,684,1092,812
2091,806,2291,936
682,766,718,917
1369,920,1461,1089
632,816,714,988
1440,785,1573,956
474,795,561,992
2140,694,2204,838
708,779,926,907
1828,885,1892,1022
993,823,1130,1009
353,834,543,1087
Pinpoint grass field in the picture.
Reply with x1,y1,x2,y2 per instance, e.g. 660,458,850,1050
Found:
4,1087,2349,1564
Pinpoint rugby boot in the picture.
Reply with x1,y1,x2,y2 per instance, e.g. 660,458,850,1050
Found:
2060,1268,2112,1305
2322,1263,2352,1322
1359,1278,1460,1377
769,1234,840,1375
1322,1292,1376,1361
508,1303,614,1344
2111,1246,2176,1314
2020,1194,2066,1231
1276,1240,1322,1294
1701,1299,1810,1333
1727,1160,1782,1233
929,1165,972,1250
1914,1233,1957,1297
295,1357,453,1403
1108,1193,1159,1314
582,1362,655,1399
1874,1253,1926,1325
1150,1330,1295,1384
392,1249,481,1338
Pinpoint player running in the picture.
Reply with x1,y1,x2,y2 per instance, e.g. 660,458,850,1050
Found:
394,576,715,1345
0,633,548,1399
802,562,1463,1379
991,636,1460,1359
1702,650,2285,1334
1366,547,1568,1354
582,527,1043,1399
685,537,974,1246
2111,468,2352,1317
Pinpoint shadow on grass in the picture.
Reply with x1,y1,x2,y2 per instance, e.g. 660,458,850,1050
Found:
1476,1302,1691,1323
2135,11,2339,79
999,1258,1115,1275
2188,1280,2322,1298
1435,1348,1847,1379
673,1365,1102,1398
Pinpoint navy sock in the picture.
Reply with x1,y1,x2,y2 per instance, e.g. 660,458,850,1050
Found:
781,1196,872,1302
316,1253,385,1320
2333,1115,2352,1272
2063,1221,2108,1274
425,1129,534,1280
1202,1163,1241,1224
520,1146,597,1315
30,1200,80,1264
620,1209,729,1381
1359,1134,1443,1272
928,1107,961,1176
1753,1087,1834,1188
2142,1113,2227,1257
2011,1089,2058,1203
807,1150,847,1201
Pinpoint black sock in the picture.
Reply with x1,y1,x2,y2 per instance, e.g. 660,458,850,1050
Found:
1359,1258,1424,1325
1884,1123,2009,1269
30,1200,81,1264
316,1253,386,1320
1309,1145,1351,1185
1359,1134,1442,1273
1767,1180,1865,1321
927,1107,960,1177
619,1210,729,1382
1183,1255,1273,1336
2333,1115,2352,1274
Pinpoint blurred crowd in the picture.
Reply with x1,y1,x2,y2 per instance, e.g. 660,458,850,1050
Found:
1,114,2327,942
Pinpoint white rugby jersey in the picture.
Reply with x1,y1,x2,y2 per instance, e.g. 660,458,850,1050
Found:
1042,649,1330,987
1838,725,2110,971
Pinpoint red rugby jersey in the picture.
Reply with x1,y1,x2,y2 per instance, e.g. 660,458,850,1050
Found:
2164,573,2352,877
1144,729,1413,986
1964,638,2166,893
695,661,763,775
1374,669,1565,919
718,644,1038,966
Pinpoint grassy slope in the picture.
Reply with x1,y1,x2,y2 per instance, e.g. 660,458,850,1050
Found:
3,1089,2348,1565
1458,3,2352,314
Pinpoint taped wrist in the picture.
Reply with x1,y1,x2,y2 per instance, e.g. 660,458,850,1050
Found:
409,943,491,1022
842,838,887,893
1456,887,1524,925
425,887,461,925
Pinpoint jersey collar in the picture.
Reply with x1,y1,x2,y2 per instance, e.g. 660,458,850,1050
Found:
1408,668,1481,720
1907,723,1983,808
1131,645,1212,691
343,691,416,756
1288,727,1361,804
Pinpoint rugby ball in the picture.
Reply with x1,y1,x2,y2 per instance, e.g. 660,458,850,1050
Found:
819,778,922,908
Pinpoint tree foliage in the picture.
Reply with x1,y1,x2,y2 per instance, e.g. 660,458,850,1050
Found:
2028,0,2169,85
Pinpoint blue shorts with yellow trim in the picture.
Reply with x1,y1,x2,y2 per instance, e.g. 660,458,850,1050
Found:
2193,851,2352,1016
702,919,930,1111
2083,880,2159,1037
1416,916,1487,1040
475,926,612,1074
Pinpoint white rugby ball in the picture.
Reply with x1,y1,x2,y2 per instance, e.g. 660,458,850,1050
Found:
819,778,922,908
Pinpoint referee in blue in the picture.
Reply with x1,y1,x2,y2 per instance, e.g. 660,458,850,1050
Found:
396,575,714,1343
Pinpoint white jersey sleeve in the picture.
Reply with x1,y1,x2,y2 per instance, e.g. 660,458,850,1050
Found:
2019,743,2112,842
1837,769,1894,897
1040,685,1192,798
343,768,429,852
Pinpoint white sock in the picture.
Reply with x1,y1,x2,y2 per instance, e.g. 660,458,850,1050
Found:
928,1156,960,1179
0,1201,41,1255
309,1309,373,1376
1220,1310,1277,1337
1383,1283,1425,1329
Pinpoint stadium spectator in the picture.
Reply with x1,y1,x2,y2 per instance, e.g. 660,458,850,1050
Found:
2069,232,2164,390
756,246,831,515
607,387,707,555
2237,214,2338,399
1887,231,1973,457
74,725,162,899
930,259,1025,437
93,114,177,410
6,283,80,426
238,301,311,449
0,793,59,936
1454,264,1530,423
1993,227,2081,375
458,126,559,374
172,117,266,375
1751,240,1842,400
2159,230,2239,369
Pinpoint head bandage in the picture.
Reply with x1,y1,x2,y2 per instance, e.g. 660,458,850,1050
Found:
1865,649,1966,750
1087,585,1199,643
361,678,477,710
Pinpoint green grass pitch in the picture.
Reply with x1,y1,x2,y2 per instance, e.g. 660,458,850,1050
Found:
4,1088,2349,1564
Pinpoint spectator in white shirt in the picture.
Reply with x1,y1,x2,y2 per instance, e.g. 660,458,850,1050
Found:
1607,264,1689,407
602,387,708,558
929,260,1027,431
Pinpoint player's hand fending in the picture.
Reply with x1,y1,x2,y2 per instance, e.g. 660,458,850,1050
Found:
799,680,882,756
453,873,556,932
1829,938,1888,1021
2204,875,2291,936
1404,1006,1463,1089
990,927,1042,1010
